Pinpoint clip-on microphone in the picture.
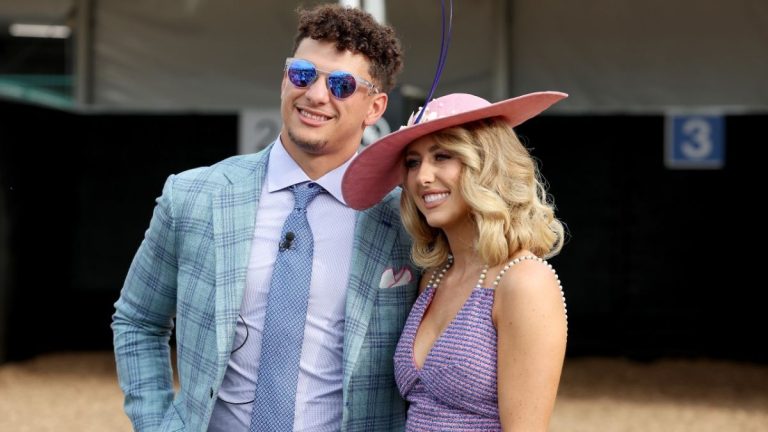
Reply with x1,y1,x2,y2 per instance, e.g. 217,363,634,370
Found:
279,231,295,251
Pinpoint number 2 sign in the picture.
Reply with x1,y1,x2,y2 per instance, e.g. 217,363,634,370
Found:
665,113,725,169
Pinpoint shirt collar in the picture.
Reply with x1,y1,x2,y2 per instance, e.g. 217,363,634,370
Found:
267,136,356,206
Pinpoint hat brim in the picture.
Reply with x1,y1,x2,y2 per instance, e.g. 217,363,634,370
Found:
342,91,567,210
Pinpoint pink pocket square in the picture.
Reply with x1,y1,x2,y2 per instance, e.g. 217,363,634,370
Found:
379,267,413,288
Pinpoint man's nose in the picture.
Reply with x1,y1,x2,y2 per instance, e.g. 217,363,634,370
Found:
304,75,330,103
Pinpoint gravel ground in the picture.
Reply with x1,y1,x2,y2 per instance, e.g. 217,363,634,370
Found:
1,352,766,431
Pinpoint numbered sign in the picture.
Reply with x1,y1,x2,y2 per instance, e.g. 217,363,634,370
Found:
665,113,725,169
362,117,392,148
239,109,282,155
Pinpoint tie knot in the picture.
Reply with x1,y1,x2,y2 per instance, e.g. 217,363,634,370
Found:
291,182,324,210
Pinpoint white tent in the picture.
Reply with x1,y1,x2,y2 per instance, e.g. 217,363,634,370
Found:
1,0,767,113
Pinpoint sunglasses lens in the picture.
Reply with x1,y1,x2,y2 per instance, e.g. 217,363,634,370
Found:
328,71,358,99
287,59,317,88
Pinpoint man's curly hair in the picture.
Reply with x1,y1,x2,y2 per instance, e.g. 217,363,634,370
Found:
293,4,404,93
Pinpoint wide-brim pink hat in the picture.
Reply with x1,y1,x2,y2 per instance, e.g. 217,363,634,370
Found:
342,91,568,210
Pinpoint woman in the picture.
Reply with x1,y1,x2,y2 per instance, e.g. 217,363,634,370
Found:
342,92,569,431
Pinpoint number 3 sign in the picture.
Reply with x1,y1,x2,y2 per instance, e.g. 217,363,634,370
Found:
665,113,725,169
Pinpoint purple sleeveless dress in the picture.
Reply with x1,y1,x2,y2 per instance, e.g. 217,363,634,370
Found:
394,284,501,431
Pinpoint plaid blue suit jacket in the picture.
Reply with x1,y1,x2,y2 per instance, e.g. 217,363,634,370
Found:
112,146,418,432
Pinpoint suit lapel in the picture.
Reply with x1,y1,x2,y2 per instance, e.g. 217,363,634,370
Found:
212,151,269,362
342,204,400,390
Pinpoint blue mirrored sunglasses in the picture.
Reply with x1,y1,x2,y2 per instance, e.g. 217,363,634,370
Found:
284,57,379,100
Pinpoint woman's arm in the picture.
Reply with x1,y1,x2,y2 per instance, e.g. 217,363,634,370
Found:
493,259,568,431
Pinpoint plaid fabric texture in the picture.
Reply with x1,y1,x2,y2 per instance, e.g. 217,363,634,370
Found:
112,145,419,432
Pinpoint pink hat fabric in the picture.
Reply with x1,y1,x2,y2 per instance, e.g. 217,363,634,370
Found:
342,91,568,210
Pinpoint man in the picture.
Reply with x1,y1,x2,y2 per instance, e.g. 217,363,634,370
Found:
112,5,418,431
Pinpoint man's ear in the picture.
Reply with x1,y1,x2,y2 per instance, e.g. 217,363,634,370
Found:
280,76,289,99
364,93,388,126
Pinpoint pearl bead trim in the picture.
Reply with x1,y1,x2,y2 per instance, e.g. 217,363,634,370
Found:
426,255,454,290
426,254,568,328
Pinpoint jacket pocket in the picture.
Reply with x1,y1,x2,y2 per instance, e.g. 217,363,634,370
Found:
374,284,418,336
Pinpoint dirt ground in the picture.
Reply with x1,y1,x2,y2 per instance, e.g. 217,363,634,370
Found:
0,352,767,431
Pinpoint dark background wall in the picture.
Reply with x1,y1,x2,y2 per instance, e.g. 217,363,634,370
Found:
519,114,765,362
0,100,235,360
1,99,765,363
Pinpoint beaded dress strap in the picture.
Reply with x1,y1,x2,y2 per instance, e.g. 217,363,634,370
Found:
489,255,568,328
425,256,453,290
490,255,547,289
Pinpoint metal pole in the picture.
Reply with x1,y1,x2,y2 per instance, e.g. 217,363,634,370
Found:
492,0,509,100
365,0,387,24
74,0,95,107
339,0,385,24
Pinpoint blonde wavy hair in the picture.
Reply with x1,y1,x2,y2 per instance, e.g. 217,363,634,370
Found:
400,118,565,269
